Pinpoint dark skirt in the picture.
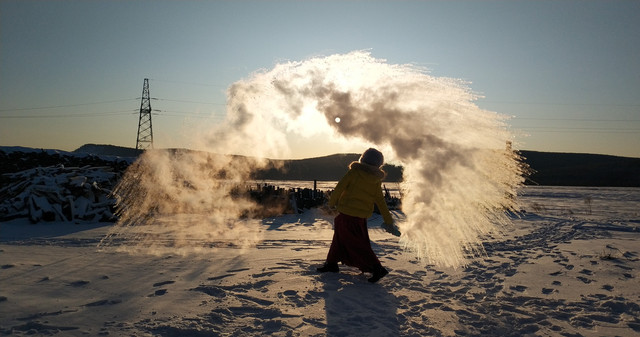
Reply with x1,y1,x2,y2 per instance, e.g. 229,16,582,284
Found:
325,213,381,273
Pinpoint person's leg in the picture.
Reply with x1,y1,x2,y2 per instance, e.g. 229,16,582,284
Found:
358,218,388,282
318,214,389,282
331,215,382,273
355,218,383,273
317,214,345,273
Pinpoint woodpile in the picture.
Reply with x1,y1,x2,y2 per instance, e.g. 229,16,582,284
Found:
0,165,121,223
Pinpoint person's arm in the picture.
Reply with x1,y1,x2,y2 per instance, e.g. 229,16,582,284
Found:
374,186,393,225
375,185,401,236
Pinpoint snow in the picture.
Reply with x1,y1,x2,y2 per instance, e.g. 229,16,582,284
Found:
1,186,639,336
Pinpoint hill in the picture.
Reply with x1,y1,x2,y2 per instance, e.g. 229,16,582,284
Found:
74,144,142,158
257,151,640,187
71,145,403,182
254,154,403,182
3,144,639,187
520,150,640,187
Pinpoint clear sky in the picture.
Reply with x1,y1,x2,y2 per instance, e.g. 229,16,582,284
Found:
1,0,638,159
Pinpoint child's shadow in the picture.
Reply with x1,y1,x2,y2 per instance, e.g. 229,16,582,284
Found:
321,269,399,336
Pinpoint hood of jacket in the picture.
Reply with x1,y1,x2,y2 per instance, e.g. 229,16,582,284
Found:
348,161,386,180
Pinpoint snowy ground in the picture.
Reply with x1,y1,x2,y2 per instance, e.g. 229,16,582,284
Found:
1,186,639,336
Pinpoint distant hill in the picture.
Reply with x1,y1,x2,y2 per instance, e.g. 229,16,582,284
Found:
520,150,640,187
74,144,142,158
4,144,639,187
254,154,404,182
69,145,403,182
258,151,640,186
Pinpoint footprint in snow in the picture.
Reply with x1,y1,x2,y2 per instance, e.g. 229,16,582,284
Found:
150,289,167,296
70,280,90,287
577,276,592,284
510,285,527,292
153,280,175,287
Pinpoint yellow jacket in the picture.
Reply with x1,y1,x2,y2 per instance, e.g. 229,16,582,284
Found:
329,162,394,224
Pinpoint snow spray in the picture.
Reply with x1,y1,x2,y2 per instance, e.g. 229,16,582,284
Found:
99,149,267,254
102,51,525,267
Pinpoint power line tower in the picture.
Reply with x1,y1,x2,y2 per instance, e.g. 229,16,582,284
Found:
136,78,154,150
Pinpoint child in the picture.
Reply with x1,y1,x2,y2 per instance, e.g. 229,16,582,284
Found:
317,148,400,283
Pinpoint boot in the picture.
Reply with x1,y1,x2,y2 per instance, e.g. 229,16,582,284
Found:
368,265,388,283
317,262,339,273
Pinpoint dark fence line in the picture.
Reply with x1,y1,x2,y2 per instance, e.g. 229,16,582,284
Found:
246,182,401,218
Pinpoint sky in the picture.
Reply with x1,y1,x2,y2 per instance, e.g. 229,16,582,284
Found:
1,0,638,159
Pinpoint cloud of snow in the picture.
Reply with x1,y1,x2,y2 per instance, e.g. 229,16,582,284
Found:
99,149,267,254
103,51,525,267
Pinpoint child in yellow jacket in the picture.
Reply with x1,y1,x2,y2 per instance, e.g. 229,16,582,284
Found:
317,148,400,283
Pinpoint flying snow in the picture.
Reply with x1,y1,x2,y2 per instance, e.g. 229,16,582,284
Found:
102,51,525,268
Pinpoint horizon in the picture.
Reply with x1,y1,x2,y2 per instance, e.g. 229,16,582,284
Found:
2,143,639,161
1,1,638,158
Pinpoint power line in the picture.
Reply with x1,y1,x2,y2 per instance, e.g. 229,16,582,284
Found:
0,110,136,119
154,109,225,115
522,129,639,134
155,98,225,105
518,126,640,134
0,95,226,119
514,117,640,122
521,126,640,131
1,93,636,137
149,78,228,88
158,113,225,119
0,98,138,112
480,100,640,108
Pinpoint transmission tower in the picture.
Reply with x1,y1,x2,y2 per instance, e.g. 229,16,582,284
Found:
136,78,154,150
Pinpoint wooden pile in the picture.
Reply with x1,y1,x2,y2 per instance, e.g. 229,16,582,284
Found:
0,165,121,223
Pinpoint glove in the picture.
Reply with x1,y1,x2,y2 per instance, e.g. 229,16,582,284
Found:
382,223,401,237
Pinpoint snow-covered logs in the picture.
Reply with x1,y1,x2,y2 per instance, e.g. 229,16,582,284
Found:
0,165,120,223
